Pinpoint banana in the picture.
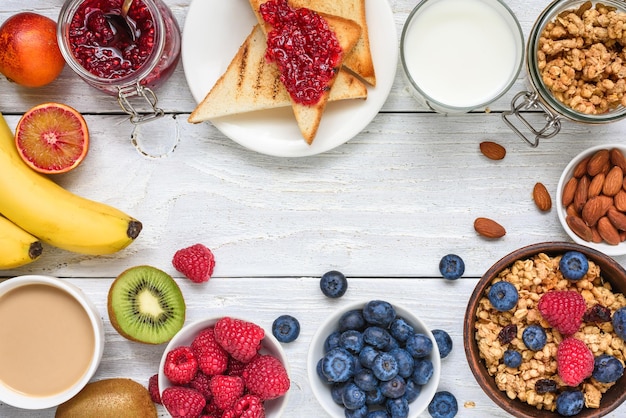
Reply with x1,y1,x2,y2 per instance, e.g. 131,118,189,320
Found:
0,113,142,255
0,215,43,269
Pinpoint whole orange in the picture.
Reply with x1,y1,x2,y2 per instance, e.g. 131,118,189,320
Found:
0,12,65,88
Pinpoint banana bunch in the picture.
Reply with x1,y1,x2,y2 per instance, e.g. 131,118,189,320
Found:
0,113,142,265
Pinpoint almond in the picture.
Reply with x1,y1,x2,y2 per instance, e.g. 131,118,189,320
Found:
566,204,578,218
574,175,589,213
474,217,506,238
597,216,621,245
587,149,610,176
610,148,626,173
615,190,626,212
607,207,626,231
581,195,612,226
591,226,603,243
479,141,506,160
588,172,605,198
532,182,552,211
603,166,623,196
562,177,578,207
566,215,594,242
573,156,591,178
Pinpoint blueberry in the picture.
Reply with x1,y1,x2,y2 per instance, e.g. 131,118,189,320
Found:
324,331,341,352
342,382,367,410
331,381,349,405
592,354,625,383
341,330,365,354
385,335,400,351
389,348,415,378
366,411,390,418
363,326,392,350
389,317,414,343
372,352,399,381
359,345,380,369
612,307,626,341
405,333,433,359
411,358,434,385
404,379,421,403
428,391,458,418
432,329,453,359
503,349,522,368
386,396,409,418
320,270,348,298
556,390,585,416
316,358,333,384
439,254,465,280
487,281,519,311
522,325,547,351
559,251,589,281
354,368,379,392
321,347,356,383
379,375,406,399
271,314,300,343
363,300,396,328
339,309,366,332
366,387,385,406
345,405,369,418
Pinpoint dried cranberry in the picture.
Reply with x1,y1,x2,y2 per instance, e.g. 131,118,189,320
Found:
535,379,558,394
497,324,517,345
583,304,612,323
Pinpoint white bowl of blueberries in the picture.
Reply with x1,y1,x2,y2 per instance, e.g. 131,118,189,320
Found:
307,298,455,418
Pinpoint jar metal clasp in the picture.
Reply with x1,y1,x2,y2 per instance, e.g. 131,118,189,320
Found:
117,82,164,125
502,91,562,147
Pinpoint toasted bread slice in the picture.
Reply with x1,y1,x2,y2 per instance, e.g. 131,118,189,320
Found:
188,25,367,123
289,0,375,86
249,0,362,144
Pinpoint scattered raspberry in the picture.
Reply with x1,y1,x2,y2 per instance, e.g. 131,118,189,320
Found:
189,371,212,402
557,337,594,386
222,394,266,418
497,324,517,345
209,375,245,411
173,243,215,283
242,355,290,400
537,290,586,336
191,328,229,376
148,373,161,404
162,387,206,418
214,317,265,363
583,303,612,323
164,346,199,385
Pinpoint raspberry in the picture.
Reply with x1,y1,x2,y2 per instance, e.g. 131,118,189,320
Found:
164,346,199,385
226,358,248,377
209,375,245,411
148,373,161,404
214,317,265,363
222,394,266,418
242,354,290,400
557,337,594,386
189,371,212,402
191,328,229,376
537,290,586,336
172,243,215,283
162,387,206,418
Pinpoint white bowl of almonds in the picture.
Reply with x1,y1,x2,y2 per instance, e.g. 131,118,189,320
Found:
556,144,626,256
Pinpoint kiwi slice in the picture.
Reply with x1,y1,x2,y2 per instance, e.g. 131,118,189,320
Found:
107,265,185,345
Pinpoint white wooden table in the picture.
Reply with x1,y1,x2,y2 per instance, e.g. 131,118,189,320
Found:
1,0,626,416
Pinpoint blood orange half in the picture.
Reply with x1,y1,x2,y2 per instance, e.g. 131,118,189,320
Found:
15,102,89,174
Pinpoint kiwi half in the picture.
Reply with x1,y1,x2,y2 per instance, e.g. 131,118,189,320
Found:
107,265,185,345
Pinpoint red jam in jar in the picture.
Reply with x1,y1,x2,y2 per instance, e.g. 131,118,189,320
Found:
260,0,342,106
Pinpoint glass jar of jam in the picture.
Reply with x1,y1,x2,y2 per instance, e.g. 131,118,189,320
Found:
57,0,181,124
503,0,626,146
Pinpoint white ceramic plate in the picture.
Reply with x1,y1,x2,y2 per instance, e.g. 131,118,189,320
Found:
182,0,398,157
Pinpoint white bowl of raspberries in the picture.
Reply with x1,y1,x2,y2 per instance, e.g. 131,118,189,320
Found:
157,316,290,418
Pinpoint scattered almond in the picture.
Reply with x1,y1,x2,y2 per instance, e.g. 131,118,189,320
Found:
474,217,506,239
532,182,552,211
479,141,506,160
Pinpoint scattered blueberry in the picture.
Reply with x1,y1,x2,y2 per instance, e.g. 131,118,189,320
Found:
343,382,367,410
556,390,585,416
592,354,625,383
405,333,433,359
363,326,392,350
372,352,399,381
432,329,453,359
354,368,379,392
389,348,414,379
612,307,626,341
488,281,519,311
439,254,465,280
503,349,522,368
411,359,434,385
320,270,348,298
341,330,365,354
363,300,396,328
271,314,300,343
339,309,366,332
559,251,589,281
386,397,409,418
321,347,356,383
379,375,406,399
522,325,547,351
428,391,458,418
389,317,414,343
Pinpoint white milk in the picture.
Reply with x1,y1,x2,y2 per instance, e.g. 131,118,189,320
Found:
402,0,521,110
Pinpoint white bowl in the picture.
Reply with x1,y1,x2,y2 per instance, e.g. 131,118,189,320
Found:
307,300,441,417
556,144,626,256
158,316,290,417
0,275,104,409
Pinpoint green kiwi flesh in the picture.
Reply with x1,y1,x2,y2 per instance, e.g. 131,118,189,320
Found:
107,265,185,344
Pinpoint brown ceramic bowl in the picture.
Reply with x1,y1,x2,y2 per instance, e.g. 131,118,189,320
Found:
464,242,626,417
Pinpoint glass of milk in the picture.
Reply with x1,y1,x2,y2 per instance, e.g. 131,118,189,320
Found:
400,0,524,114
